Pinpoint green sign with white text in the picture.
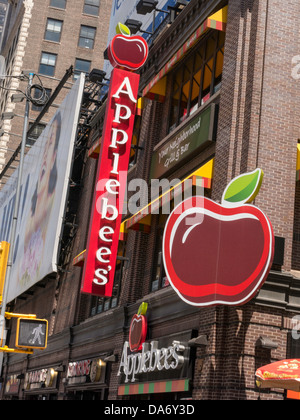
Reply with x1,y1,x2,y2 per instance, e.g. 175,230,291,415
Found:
150,104,216,179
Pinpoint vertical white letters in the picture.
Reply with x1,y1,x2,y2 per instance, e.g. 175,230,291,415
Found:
112,77,137,103
93,74,137,287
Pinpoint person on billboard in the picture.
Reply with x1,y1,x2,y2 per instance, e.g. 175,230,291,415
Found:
19,111,61,286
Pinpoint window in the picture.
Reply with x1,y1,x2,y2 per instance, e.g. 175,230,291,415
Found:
74,58,91,79
169,30,225,132
44,18,63,43
39,52,57,76
27,123,46,146
78,25,96,49
151,214,169,292
32,88,51,111
129,114,142,168
90,242,125,317
50,0,66,9
83,0,100,16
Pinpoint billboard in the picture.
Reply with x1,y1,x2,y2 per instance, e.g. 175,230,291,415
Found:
0,74,85,302
104,0,191,74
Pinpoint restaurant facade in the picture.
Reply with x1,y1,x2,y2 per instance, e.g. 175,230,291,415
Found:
1,0,300,400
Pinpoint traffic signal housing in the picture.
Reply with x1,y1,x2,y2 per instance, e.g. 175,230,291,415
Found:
0,242,10,305
16,318,48,350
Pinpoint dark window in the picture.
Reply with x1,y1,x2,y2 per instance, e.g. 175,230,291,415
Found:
74,58,91,79
129,113,142,168
79,25,96,49
50,0,66,9
45,18,63,43
151,214,169,292
169,30,225,132
90,242,125,317
32,88,51,111
287,330,300,358
39,52,57,76
27,123,46,146
83,0,100,16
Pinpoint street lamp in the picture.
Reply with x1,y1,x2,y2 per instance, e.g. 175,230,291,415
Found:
136,0,158,15
134,0,188,35
88,68,107,83
124,19,152,35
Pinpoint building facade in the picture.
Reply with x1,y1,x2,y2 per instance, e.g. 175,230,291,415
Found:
1,0,300,401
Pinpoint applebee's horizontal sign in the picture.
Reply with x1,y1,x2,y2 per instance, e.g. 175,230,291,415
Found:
119,302,186,383
118,340,186,383
163,169,274,307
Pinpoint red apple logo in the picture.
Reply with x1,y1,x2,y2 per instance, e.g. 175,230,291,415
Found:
129,302,148,352
108,23,148,71
163,169,274,307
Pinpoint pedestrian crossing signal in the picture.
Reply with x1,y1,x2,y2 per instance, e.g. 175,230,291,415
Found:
16,318,48,350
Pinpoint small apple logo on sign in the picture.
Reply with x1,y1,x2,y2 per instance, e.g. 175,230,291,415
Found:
163,169,274,307
108,23,149,71
129,302,148,352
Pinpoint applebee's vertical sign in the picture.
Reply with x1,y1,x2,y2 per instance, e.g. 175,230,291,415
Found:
81,24,148,296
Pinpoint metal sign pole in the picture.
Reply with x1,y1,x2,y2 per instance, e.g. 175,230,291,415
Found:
0,73,33,376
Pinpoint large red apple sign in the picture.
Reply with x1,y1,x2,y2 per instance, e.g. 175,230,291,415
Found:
163,169,274,307
129,302,148,352
108,23,148,71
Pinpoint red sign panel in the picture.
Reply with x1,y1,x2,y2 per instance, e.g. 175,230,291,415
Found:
81,68,140,296
163,170,274,307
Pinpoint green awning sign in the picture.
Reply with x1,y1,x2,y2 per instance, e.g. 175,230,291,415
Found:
150,104,217,180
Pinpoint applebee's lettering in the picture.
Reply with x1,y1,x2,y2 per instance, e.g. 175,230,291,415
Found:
81,69,140,297
93,77,137,288
81,23,148,297
118,340,186,383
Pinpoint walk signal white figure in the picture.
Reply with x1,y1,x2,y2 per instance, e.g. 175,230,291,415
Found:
29,324,45,345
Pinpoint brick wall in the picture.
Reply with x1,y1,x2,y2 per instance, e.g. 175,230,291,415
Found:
213,0,300,272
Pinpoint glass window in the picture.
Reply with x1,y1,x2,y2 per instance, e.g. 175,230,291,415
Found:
78,25,96,49
39,52,57,76
27,123,46,146
151,214,169,292
169,30,225,132
90,242,125,317
129,114,142,168
50,0,66,9
45,18,63,43
32,88,51,111
83,0,100,16
74,58,91,79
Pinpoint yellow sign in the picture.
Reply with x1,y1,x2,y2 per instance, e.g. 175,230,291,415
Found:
0,242,10,305
16,318,48,350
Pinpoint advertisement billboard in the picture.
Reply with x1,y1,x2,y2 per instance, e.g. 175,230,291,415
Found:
0,74,85,302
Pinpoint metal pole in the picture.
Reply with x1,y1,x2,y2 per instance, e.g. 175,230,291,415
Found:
0,72,33,376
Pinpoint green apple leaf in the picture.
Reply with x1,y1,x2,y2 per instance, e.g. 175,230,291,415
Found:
221,168,264,207
137,302,148,316
116,22,131,36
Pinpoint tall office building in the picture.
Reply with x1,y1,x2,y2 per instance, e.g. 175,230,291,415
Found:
0,0,112,177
